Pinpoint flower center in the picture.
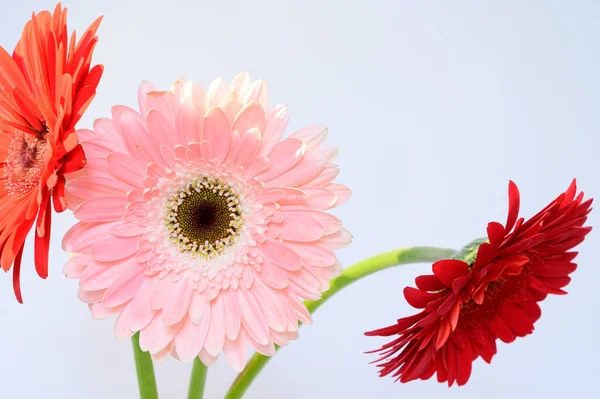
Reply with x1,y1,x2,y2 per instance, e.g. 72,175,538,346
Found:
459,273,527,325
4,131,49,197
165,177,244,259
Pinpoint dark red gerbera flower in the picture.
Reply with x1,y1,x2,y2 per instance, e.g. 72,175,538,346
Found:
366,179,592,386
0,3,103,302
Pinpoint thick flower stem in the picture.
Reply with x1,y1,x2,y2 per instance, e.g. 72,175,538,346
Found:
131,332,159,399
224,246,456,399
187,358,208,399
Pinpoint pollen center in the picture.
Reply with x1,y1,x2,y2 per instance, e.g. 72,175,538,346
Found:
165,177,243,258
4,131,49,197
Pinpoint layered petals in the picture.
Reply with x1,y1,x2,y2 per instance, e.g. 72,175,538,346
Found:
0,4,103,301
64,72,351,370
366,180,592,386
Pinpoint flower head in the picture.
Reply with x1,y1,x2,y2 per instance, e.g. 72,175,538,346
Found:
0,3,103,302
366,180,592,386
63,73,351,370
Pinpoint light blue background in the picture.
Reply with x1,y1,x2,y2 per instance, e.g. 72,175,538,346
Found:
1,1,599,398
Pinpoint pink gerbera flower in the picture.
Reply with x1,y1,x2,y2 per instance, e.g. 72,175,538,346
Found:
63,73,351,370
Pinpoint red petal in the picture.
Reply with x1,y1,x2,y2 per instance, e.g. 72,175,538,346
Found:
12,246,25,304
487,222,506,246
518,302,542,323
34,200,52,279
60,143,87,174
500,304,535,337
52,175,67,212
456,341,473,386
415,274,445,292
432,259,469,287
404,287,441,309
505,181,520,233
488,315,515,343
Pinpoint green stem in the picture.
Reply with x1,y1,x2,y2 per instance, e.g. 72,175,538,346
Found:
187,357,208,399
224,246,456,399
131,332,159,399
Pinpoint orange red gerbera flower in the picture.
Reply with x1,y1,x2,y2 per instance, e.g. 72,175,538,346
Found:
0,3,103,302
366,180,592,386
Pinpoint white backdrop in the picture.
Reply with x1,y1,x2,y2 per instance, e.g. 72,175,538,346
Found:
1,1,599,398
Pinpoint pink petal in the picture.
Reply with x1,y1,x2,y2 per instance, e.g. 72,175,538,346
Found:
67,176,132,199
285,211,341,234
77,288,104,303
151,344,174,362
321,228,353,249
138,81,157,116
232,102,266,138
139,313,182,354
146,109,178,150
327,184,352,208
74,197,129,223
106,152,146,188
255,188,285,204
234,128,262,168
114,303,137,340
113,105,162,164
279,188,337,211
204,298,226,356
203,106,231,162
162,276,194,325
198,348,218,366
230,72,251,93
110,222,146,238
175,82,203,144
288,293,312,325
151,273,175,310
272,212,325,242
244,156,270,177
103,260,145,308
145,90,177,121
91,302,123,320
288,125,328,150
242,80,269,108
189,291,208,325
257,138,305,181
287,272,321,300
79,262,123,291
259,104,289,156
223,130,241,163
207,77,228,106
237,287,270,345
288,242,337,267
92,118,127,153
175,308,211,362
258,239,301,271
223,335,249,372
251,279,288,332
220,91,244,123
266,150,327,188
63,222,117,253
92,236,139,261
221,290,242,340
63,255,90,278
258,260,290,289
128,278,159,331
300,164,340,188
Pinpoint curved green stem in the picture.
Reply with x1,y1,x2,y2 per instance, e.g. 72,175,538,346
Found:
131,332,159,399
224,246,456,399
187,357,208,399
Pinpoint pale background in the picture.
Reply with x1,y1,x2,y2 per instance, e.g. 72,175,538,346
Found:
1,1,599,398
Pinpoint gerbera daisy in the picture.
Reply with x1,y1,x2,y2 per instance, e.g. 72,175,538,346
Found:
366,180,592,386
0,3,103,302
62,73,351,370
